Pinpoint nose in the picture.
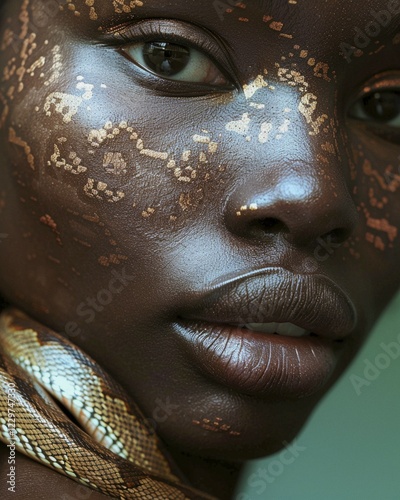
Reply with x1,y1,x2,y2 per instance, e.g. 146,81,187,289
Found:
224,159,359,247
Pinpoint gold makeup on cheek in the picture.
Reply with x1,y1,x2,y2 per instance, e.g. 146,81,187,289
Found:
46,113,222,220
349,137,399,254
8,128,35,170
362,159,400,194
225,66,331,146
361,202,398,251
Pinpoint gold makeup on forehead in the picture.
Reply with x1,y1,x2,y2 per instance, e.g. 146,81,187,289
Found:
64,0,98,20
63,0,143,19
220,0,300,30
112,0,143,14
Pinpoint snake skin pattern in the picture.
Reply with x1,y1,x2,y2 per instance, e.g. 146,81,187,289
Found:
0,309,216,499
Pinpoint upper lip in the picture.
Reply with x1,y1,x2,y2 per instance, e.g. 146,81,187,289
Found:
180,267,357,340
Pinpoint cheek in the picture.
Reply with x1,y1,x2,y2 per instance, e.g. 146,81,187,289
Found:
341,131,400,304
354,135,400,252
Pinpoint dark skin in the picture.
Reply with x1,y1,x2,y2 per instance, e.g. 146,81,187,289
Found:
0,1,400,498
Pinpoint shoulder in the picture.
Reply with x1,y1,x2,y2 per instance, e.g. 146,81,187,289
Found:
0,443,109,499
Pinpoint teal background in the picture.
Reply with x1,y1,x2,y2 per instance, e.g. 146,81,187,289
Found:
236,290,400,500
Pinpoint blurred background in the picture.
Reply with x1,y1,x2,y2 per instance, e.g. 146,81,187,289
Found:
237,290,400,500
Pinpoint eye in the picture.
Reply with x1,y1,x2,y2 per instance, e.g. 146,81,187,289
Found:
348,90,400,128
122,41,230,87
104,19,237,95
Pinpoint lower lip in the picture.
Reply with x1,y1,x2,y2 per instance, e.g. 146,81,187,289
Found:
175,321,343,399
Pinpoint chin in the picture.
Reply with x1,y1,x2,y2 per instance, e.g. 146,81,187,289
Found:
145,379,331,463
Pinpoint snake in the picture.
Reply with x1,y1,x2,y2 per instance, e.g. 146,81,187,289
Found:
0,308,217,499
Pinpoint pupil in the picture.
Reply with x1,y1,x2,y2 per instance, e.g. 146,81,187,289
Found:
363,91,400,122
143,42,190,77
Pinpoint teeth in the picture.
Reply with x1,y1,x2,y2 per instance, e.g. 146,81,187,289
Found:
244,322,309,337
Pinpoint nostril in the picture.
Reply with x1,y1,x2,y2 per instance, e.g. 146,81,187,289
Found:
250,218,286,235
260,217,281,230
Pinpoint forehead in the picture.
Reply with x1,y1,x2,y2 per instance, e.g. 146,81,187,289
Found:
87,0,400,30
6,0,398,30
5,0,396,69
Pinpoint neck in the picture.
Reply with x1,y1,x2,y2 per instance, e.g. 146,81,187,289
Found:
169,447,243,500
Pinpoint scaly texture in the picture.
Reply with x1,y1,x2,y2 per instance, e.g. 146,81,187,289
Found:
0,309,215,500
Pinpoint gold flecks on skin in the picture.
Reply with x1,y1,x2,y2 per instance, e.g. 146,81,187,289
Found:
269,21,283,32
19,0,30,40
367,218,397,243
368,44,385,56
236,54,333,142
112,0,144,14
9,127,35,170
89,121,137,147
82,121,218,210
236,204,258,216
48,143,88,175
44,45,62,87
280,33,293,39
192,417,241,437
262,15,293,39
368,188,388,210
44,93,85,124
98,254,128,267
142,207,156,219
313,62,331,83
358,200,398,250
44,77,93,123
249,102,265,110
26,55,45,77
103,152,127,175
192,134,219,154
243,74,269,100
140,149,169,161
363,159,400,193
298,93,328,136
85,0,98,20
65,0,81,18
365,232,386,251
39,214,62,246
83,178,125,203
258,122,273,144
63,210,127,268
276,118,291,140
14,32,37,96
181,150,191,162
225,113,251,136
0,92,9,128
321,142,336,155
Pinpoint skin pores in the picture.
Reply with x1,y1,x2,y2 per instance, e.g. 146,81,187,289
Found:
0,0,399,496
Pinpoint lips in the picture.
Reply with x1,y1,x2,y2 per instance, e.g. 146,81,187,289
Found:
174,267,357,398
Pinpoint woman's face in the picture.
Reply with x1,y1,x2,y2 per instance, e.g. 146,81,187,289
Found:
0,0,399,460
